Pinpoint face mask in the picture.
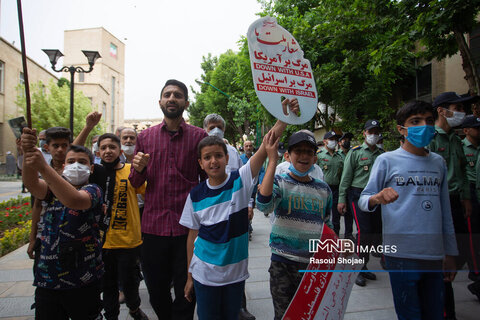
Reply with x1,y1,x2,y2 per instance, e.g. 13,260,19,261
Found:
121,144,135,156
326,140,337,150
444,110,466,128
342,141,351,149
208,127,224,139
92,143,99,154
288,163,314,177
39,139,47,151
376,143,384,149
365,134,380,146
63,162,91,185
402,125,436,148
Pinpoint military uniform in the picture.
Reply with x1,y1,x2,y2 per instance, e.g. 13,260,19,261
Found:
339,142,384,267
317,147,344,236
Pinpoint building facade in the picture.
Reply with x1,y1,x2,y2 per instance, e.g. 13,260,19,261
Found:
0,37,58,164
63,27,125,133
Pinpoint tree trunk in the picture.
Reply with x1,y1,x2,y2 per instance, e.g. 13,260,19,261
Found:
454,29,480,95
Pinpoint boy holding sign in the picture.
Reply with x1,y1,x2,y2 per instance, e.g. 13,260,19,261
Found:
180,99,299,320
256,130,333,320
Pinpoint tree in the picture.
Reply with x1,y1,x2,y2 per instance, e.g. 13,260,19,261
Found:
259,0,416,141
15,79,103,144
401,0,480,94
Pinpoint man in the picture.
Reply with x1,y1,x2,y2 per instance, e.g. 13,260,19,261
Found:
461,115,480,282
120,128,137,164
338,120,384,287
430,91,476,319
317,131,344,237
129,79,207,320
203,114,243,173
337,132,353,160
38,130,52,164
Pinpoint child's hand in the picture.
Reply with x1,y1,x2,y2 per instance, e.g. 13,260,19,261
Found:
263,130,280,163
281,98,300,116
21,127,38,153
184,276,194,302
23,148,47,172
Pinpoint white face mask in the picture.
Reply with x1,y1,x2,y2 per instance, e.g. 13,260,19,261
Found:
63,162,91,185
208,127,224,139
326,140,337,150
365,134,380,146
121,144,135,156
92,142,99,154
444,109,466,128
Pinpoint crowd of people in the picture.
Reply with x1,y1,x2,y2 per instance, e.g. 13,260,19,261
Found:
16,79,480,320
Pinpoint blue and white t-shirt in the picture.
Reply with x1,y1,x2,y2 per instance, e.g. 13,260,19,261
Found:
180,161,255,286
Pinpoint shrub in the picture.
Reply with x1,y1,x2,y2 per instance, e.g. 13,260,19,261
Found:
0,220,31,257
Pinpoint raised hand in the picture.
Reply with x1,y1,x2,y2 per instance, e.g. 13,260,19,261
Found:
133,152,150,173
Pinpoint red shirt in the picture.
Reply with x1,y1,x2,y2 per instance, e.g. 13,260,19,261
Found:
129,119,207,236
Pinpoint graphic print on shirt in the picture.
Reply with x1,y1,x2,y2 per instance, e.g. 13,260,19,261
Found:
112,179,128,230
395,170,441,201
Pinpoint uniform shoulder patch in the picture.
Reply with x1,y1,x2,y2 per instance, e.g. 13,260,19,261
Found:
352,145,361,151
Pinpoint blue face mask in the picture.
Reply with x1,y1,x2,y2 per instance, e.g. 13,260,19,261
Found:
402,125,436,148
288,163,314,177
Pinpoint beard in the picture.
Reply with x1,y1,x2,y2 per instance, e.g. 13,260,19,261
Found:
161,103,185,119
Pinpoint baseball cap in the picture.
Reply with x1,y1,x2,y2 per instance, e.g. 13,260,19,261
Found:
288,132,317,151
364,120,380,130
433,92,479,108
461,115,480,128
324,131,340,140
339,132,353,141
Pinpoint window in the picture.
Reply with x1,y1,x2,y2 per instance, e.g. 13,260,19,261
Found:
102,102,107,119
19,72,24,85
0,61,4,93
401,62,432,103
111,76,116,126
78,72,85,82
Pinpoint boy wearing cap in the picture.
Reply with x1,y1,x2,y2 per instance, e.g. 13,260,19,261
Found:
317,131,344,237
430,91,477,319
256,131,333,320
338,120,384,287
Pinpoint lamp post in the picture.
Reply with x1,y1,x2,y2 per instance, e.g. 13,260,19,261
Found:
42,49,101,133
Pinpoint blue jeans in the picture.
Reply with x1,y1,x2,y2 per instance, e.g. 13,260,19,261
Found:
193,279,244,320
384,256,444,320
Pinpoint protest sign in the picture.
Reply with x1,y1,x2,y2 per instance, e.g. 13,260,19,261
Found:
247,16,317,124
283,225,361,320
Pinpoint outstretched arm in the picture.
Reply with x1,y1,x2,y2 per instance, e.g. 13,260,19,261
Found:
73,111,102,146
249,98,299,178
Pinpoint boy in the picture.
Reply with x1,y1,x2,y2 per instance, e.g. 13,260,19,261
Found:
358,101,458,319
97,133,148,320
180,98,299,320
256,131,333,320
21,127,104,320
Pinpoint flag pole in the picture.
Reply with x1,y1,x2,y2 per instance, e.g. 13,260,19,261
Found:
17,0,32,129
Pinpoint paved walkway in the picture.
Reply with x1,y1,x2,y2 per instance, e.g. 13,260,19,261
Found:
0,181,29,202
0,208,479,319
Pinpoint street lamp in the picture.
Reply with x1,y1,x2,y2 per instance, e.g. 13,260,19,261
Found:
42,49,101,133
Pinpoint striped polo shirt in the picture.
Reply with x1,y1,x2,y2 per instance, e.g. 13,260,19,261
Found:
180,162,255,286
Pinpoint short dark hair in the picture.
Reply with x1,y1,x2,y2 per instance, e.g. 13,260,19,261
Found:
197,136,227,158
161,79,188,101
67,145,93,164
45,127,72,144
97,133,121,148
396,100,435,125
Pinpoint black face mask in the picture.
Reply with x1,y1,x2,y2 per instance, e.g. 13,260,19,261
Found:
342,141,351,149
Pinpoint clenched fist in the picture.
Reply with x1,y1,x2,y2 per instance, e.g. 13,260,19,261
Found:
133,152,150,173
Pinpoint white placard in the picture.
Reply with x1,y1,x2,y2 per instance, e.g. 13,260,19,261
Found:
247,16,318,124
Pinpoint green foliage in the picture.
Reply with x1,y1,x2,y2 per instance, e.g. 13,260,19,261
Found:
0,220,31,257
15,80,103,143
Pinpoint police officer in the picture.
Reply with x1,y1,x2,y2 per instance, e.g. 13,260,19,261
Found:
338,120,384,287
462,115,480,282
430,91,477,320
317,131,344,236
337,132,353,160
